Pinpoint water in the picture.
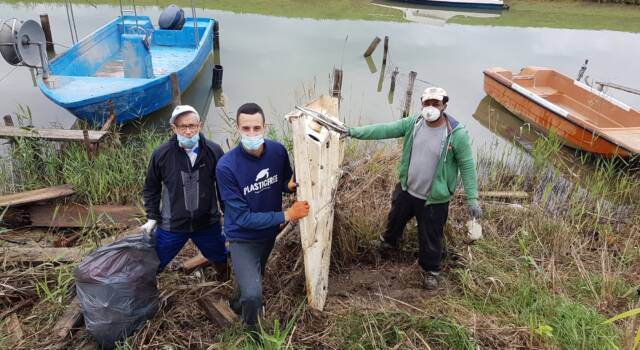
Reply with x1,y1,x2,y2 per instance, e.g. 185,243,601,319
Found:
1,2,639,150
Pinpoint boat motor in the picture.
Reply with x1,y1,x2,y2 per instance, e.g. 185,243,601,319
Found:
159,5,185,30
0,18,50,79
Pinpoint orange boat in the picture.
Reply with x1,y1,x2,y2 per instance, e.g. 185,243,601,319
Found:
483,66,640,157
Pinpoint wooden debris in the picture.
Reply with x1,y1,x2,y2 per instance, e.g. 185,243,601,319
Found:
24,204,142,228
5,313,24,345
53,233,81,248
0,127,107,143
1,246,83,263
198,296,239,326
180,254,209,274
0,184,74,208
52,298,83,341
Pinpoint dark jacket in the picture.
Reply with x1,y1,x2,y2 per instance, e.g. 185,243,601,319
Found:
143,133,224,233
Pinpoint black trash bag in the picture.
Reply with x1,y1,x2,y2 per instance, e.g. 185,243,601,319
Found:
75,230,160,349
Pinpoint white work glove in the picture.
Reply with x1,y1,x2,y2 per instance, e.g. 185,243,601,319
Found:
141,219,157,234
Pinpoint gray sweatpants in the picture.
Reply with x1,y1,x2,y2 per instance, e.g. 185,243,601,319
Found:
228,238,276,327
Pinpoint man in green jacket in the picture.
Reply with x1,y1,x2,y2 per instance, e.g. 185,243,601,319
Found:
348,87,481,290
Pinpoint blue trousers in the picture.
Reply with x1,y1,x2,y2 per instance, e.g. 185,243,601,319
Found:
155,223,227,271
228,238,275,327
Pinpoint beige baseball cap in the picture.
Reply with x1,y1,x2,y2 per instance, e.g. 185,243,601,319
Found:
170,105,200,124
421,87,448,102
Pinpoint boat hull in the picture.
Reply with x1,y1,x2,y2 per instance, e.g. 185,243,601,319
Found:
287,96,344,311
483,70,634,157
38,16,214,124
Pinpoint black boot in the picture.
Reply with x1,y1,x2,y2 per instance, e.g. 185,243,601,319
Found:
213,260,230,282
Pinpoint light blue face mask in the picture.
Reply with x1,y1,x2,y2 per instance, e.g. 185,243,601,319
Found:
177,133,199,149
241,134,264,151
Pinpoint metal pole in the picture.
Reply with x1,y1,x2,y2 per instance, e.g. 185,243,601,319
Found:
37,42,50,79
68,0,79,43
64,0,76,44
133,0,139,32
119,0,125,33
191,0,199,47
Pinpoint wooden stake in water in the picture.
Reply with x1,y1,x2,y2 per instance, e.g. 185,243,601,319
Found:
171,73,182,108
363,37,381,57
40,14,55,53
388,67,399,104
382,36,389,65
332,68,343,99
3,115,15,127
402,71,417,118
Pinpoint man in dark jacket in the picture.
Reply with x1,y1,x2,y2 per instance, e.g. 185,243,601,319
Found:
142,105,228,280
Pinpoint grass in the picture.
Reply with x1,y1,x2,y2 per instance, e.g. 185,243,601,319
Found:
0,110,168,204
335,311,478,349
4,0,404,22
449,0,640,32
6,0,640,32
34,262,75,305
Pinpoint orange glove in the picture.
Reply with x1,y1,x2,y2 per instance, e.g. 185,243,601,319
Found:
288,176,297,192
285,201,310,221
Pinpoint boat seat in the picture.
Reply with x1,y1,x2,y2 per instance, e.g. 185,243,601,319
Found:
530,87,558,98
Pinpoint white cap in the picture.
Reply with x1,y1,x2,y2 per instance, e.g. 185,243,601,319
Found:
170,105,200,124
421,87,448,102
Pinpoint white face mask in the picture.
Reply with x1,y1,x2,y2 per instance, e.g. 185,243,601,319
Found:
421,106,441,122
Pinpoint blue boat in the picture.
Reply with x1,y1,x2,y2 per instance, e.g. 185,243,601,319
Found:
390,0,507,10
37,15,215,124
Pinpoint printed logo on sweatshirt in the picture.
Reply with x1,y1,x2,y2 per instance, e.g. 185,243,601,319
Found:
244,168,278,195
255,168,270,182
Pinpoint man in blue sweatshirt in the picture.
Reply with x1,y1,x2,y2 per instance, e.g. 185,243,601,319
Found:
216,102,310,329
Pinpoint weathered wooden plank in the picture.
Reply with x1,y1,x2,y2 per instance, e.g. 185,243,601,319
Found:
52,298,82,340
180,254,209,273
1,247,83,262
0,127,107,143
26,204,143,228
0,185,74,207
198,296,239,326
287,96,344,311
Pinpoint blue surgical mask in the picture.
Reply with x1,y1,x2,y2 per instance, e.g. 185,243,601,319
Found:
177,133,199,149
241,134,264,151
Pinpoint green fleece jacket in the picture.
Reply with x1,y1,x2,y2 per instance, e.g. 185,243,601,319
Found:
349,114,478,206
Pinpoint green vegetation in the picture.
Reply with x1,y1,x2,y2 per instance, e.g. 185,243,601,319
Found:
1,106,638,348
449,0,640,32
5,0,404,21
335,312,478,349
7,0,640,32
0,108,167,204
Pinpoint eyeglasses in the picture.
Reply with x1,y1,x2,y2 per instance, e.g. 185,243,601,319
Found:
175,123,201,132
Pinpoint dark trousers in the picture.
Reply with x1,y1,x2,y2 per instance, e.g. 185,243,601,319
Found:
382,183,449,273
155,223,227,271
228,238,275,327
